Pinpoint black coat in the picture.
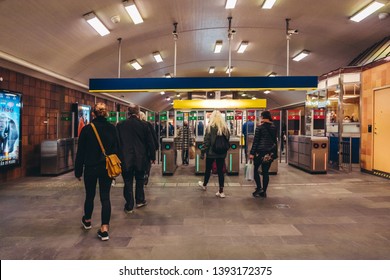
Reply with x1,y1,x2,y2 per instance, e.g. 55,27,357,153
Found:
201,125,230,159
74,116,119,178
117,115,156,171
250,122,277,156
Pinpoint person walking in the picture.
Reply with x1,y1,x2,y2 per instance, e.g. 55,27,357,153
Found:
177,120,193,165
139,111,158,185
117,105,156,213
75,102,119,241
198,110,230,198
249,110,277,198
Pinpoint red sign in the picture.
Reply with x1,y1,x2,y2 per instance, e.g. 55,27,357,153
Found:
247,115,255,121
235,116,243,120
288,115,299,120
272,116,280,120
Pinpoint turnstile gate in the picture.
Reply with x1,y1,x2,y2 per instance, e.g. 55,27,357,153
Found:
161,138,177,175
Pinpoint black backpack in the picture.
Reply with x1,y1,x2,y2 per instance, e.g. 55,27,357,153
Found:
212,134,230,154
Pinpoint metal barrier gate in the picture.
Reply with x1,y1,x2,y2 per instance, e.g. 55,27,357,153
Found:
339,137,352,173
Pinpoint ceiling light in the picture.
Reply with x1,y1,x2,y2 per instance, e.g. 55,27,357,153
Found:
214,40,223,53
264,90,271,94
226,66,233,74
176,93,180,97
241,93,247,97
129,59,142,70
237,41,249,53
292,50,310,61
268,72,277,77
153,51,163,63
165,73,172,78
166,97,171,101
160,91,165,95
350,1,385,22
84,12,110,36
252,96,257,100
225,0,237,9
123,0,144,24
261,0,277,9
209,67,215,74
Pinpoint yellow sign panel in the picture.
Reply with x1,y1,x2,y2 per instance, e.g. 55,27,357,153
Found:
173,99,266,109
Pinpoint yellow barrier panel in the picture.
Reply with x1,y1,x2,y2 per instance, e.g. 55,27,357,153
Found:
173,99,266,109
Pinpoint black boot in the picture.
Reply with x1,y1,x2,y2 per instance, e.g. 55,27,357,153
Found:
252,188,263,197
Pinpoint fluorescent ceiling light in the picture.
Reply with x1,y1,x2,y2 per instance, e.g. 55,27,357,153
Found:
268,72,277,77
153,51,163,63
129,59,142,70
261,0,277,9
225,0,237,9
226,66,233,74
165,73,172,78
350,1,385,22
237,41,249,53
160,91,165,95
84,12,110,36
264,90,271,94
209,67,215,74
214,40,223,53
252,96,257,100
292,50,310,61
123,0,144,24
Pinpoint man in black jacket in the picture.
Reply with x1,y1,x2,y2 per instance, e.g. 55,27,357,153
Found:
117,105,156,213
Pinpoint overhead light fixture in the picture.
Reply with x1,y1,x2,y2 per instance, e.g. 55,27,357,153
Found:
292,50,310,61
209,66,215,74
226,66,233,74
237,41,249,53
214,40,223,53
252,96,257,100
268,72,277,77
264,90,271,94
129,59,142,70
350,1,385,22
165,73,172,78
160,91,165,95
123,0,144,24
225,0,237,9
261,0,277,9
241,93,247,97
84,12,110,36
153,51,163,63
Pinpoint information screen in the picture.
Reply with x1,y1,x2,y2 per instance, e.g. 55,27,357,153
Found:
0,90,22,168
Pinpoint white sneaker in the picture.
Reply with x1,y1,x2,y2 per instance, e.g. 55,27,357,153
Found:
216,192,226,198
198,181,207,191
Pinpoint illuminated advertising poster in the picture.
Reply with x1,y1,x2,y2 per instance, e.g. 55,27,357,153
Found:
77,105,91,136
0,90,22,168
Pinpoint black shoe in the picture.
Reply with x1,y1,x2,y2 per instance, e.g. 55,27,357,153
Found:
124,207,134,214
136,201,148,208
81,216,91,230
97,230,109,241
252,188,263,198
259,191,267,198
144,176,149,186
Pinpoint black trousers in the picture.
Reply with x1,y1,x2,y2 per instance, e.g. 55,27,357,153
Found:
83,164,112,225
123,167,145,211
182,149,189,164
253,153,272,193
203,157,225,189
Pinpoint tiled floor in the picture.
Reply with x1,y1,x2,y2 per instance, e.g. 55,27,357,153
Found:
0,161,390,260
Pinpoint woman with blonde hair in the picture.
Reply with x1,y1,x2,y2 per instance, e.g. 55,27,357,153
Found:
198,110,230,198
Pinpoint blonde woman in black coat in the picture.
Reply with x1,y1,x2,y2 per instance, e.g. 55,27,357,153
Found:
198,110,230,198
75,102,119,241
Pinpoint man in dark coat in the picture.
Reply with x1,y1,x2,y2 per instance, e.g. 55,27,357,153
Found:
117,105,156,213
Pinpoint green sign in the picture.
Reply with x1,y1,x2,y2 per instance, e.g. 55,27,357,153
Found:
189,116,197,120
60,112,71,121
107,116,116,122
176,116,184,121
198,116,204,120
226,116,234,120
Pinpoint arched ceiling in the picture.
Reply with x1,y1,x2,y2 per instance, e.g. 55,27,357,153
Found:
0,0,389,111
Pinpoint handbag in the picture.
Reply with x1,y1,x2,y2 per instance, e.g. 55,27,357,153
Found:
90,123,122,178
245,160,254,181
189,146,195,159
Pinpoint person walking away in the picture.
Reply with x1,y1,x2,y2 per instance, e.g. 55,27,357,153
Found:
139,111,158,185
177,120,193,165
117,105,156,213
75,102,119,241
198,110,230,198
249,110,277,198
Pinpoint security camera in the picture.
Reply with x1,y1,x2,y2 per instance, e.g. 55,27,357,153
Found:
287,29,298,35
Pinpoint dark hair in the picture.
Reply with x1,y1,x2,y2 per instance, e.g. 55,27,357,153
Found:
261,110,272,121
127,104,140,116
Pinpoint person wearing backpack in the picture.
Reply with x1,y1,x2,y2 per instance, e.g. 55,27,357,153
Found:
198,110,230,198
249,110,278,198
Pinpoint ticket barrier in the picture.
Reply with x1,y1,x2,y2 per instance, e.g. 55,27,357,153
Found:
194,137,205,175
288,135,328,173
227,137,240,175
161,138,177,175
246,135,278,175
